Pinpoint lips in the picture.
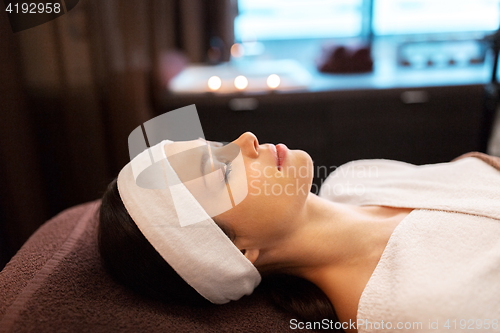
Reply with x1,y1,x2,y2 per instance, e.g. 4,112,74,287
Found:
269,144,278,168
276,143,288,171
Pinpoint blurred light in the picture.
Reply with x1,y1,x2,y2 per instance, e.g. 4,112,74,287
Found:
267,74,280,89
208,76,222,91
234,75,248,90
231,43,244,58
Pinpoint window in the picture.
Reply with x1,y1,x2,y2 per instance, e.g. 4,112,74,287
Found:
235,0,500,42
373,0,500,36
235,0,365,41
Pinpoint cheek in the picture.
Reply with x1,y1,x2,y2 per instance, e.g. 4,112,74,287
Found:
245,156,313,200
219,184,304,242
245,161,272,196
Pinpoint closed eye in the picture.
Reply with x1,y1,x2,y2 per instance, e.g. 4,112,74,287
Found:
220,161,232,184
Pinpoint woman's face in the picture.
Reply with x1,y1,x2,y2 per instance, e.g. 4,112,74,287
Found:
213,132,314,250
165,132,313,250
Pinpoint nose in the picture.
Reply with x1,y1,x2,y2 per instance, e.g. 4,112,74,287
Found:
233,132,259,158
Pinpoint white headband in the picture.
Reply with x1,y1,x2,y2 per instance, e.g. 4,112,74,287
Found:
117,140,261,304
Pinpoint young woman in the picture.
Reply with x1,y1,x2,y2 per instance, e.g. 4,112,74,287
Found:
99,132,500,333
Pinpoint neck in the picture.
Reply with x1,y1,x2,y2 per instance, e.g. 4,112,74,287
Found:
257,193,392,275
255,193,410,326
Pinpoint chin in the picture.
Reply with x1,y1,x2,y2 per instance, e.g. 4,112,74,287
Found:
298,150,314,172
292,149,314,187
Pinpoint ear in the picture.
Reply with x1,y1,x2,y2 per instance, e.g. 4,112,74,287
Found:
241,248,259,264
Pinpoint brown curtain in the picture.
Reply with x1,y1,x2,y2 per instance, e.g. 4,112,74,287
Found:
0,15,48,265
85,0,236,171
0,0,235,268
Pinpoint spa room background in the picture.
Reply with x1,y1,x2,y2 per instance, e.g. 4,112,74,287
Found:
1,0,500,270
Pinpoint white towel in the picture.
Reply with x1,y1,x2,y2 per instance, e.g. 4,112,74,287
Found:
320,157,500,332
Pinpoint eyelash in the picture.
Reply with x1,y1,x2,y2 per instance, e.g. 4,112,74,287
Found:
221,161,232,184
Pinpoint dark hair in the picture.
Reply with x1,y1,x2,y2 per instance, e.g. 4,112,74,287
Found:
98,178,340,323
98,178,209,306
